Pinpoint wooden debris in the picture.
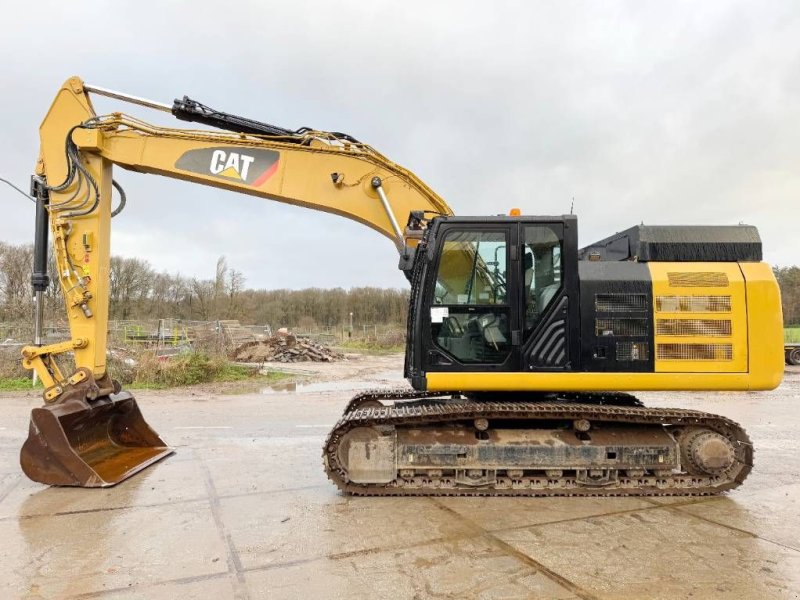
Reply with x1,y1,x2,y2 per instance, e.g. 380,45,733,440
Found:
230,333,344,363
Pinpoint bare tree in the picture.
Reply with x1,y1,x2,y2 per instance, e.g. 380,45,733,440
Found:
775,266,800,326
0,242,34,321
213,256,228,315
0,242,418,329
109,256,153,320
189,278,215,320
226,267,246,318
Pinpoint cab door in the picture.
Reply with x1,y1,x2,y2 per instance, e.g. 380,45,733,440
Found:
518,219,578,371
422,224,521,372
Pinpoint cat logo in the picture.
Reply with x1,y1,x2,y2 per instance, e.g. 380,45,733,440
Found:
209,150,255,181
175,147,280,186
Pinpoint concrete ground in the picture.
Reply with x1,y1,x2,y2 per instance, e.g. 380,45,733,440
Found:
1,356,799,600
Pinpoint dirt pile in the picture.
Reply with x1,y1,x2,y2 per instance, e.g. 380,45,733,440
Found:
231,333,344,363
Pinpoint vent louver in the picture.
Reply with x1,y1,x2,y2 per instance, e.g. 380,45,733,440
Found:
657,343,733,361
667,272,729,287
656,319,732,337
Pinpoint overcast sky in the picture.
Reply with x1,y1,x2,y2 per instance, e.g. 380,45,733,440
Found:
1,1,798,289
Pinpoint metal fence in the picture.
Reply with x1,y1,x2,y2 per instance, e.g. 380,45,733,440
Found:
1,318,405,351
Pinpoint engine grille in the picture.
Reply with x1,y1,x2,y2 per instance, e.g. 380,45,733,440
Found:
596,318,648,337
656,319,732,337
595,293,648,313
656,343,733,361
667,272,729,287
616,342,649,361
655,295,732,313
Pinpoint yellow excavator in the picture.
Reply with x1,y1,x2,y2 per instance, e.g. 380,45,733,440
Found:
19,76,784,495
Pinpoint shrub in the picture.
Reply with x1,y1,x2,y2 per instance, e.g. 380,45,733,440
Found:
129,351,257,388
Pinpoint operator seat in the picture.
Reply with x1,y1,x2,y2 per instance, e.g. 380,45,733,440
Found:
537,283,560,313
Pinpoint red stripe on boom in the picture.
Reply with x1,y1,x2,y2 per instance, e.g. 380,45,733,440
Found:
253,160,280,187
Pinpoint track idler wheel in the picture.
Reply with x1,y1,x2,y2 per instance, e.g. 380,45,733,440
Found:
336,426,395,485
681,429,735,476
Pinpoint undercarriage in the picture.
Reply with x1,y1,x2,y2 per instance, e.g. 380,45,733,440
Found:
323,390,752,497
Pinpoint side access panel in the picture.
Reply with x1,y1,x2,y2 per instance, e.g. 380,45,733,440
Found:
649,262,746,373
578,261,654,373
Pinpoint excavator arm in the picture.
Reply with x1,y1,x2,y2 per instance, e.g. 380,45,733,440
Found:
20,76,452,487
27,76,453,392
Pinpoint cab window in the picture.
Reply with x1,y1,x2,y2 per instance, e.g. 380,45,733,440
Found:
431,230,511,364
523,226,562,334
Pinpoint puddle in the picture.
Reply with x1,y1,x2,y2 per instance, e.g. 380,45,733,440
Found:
261,371,404,395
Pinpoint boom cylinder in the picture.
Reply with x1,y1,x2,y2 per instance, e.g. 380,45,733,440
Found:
30,176,50,346
371,177,404,251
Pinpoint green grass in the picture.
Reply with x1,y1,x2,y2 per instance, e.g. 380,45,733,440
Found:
127,380,170,390
0,377,42,391
0,353,294,392
258,369,295,382
786,327,800,343
215,369,296,395
129,367,293,391
127,352,295,390
127,352,261,388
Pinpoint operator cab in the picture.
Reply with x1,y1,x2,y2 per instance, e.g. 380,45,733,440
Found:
405,215,580,388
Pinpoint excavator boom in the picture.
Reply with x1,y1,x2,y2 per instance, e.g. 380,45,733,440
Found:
21,76,452,487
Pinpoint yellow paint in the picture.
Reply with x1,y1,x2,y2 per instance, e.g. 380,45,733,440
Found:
649,262,747,373
21,338,87,394
739,261,784,390
30,77,111,382
427,370,773,392
24,76,454,394
218,166,241,179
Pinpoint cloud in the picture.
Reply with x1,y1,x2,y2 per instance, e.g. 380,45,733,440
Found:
1,0,798,287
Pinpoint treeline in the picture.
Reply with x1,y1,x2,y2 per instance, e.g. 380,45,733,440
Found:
2,241,798,327
0,242,408,327
774,266,800,326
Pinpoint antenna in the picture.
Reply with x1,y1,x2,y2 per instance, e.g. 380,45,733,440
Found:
570,196,574,215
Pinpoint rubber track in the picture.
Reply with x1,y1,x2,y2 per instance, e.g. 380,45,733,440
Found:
342,388,454,413
323,395,752,497
342,388,644,414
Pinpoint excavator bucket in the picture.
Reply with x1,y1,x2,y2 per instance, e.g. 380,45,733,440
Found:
20,391,173,487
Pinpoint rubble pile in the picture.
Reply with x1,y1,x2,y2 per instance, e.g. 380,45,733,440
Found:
231,332,344,363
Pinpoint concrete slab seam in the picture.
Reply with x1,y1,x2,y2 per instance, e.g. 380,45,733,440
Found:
430,499,599,600
0,473,21,505
215,483,329,501
640,495,721,509
200,459,251,600
64,571,232,599
0,497,209,523
237,529,482,575
486,502,676,535
669,504,800,553
0,483,329,523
